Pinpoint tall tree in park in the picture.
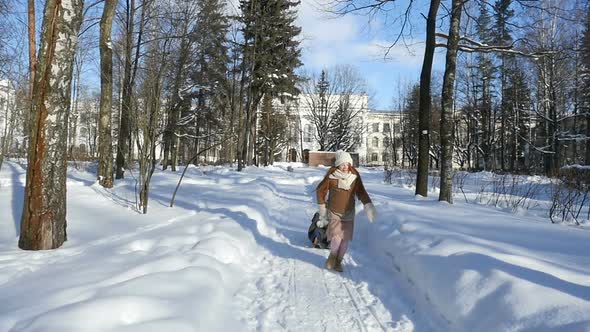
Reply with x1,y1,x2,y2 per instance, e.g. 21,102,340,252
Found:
492,0,514,171
401,84,421,168
162,1,198,171
581,10,590,165
504,65,532,170
97,0,117,188
238,0,301,170
475,2,496,170
189,0,231,163
19,0,85,250
526,2,574,175
116,0,149,179
415,0,441,197
438,0,464,203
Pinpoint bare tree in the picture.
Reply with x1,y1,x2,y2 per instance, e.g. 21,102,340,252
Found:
136,40,169,214
116,0,149,179
19,0,85,250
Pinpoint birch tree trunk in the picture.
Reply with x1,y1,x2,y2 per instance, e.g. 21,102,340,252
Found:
97,0,116,188
19,0,85,250
438,0,463,203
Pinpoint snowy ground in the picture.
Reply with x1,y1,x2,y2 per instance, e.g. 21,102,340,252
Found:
0,161,589,332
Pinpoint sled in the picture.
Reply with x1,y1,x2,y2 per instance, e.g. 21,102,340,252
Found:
308,212,329,249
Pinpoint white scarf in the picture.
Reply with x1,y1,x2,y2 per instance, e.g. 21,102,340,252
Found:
329,169,357,190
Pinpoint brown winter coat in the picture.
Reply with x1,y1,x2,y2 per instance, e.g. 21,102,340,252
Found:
316,166,372,217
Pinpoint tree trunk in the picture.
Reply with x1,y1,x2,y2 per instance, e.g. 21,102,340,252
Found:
97,0,116,188
500,57,506,171
416,0,441,197
27,0,36,99
116,0,136,179
586,114,590,165
19,0,85,250
438,0,463,204
164,30,189,172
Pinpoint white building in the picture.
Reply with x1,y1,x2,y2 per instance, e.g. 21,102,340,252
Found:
271,93,402,166
364,111,403,166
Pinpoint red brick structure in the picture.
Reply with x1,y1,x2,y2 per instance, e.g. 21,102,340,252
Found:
308,151,359,167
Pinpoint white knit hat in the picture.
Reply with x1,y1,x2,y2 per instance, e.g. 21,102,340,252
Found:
335,150,353,167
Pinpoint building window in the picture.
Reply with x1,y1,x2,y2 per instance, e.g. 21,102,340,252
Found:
304,124,312,142
383,136,391,147
372,123,379,132
372,137,379,148
383,123,390,133
383,152,389,162
371,153,378,162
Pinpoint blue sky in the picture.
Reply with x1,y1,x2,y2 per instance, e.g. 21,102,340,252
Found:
295,0,446,110
5,0,442,110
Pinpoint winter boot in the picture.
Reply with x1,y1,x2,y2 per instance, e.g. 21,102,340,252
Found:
334,257,344,272
325,252,337,270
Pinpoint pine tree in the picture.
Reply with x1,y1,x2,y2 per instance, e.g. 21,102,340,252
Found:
190,0,231,162
327,96,363,151
402,84,420,168
313,70,330,151
238,0,302,169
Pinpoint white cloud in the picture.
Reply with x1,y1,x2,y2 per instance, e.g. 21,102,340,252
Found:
295,0,443,108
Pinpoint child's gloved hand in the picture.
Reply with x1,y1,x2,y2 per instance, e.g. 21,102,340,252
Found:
364,203,377,223
317,204,329,227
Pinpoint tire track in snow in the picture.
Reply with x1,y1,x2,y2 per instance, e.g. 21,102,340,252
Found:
322,267,367,332
341,258,391,332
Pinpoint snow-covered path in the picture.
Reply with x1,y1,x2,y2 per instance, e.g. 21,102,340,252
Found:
2,161,589,331
177,166,428,331
0,162,430,331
